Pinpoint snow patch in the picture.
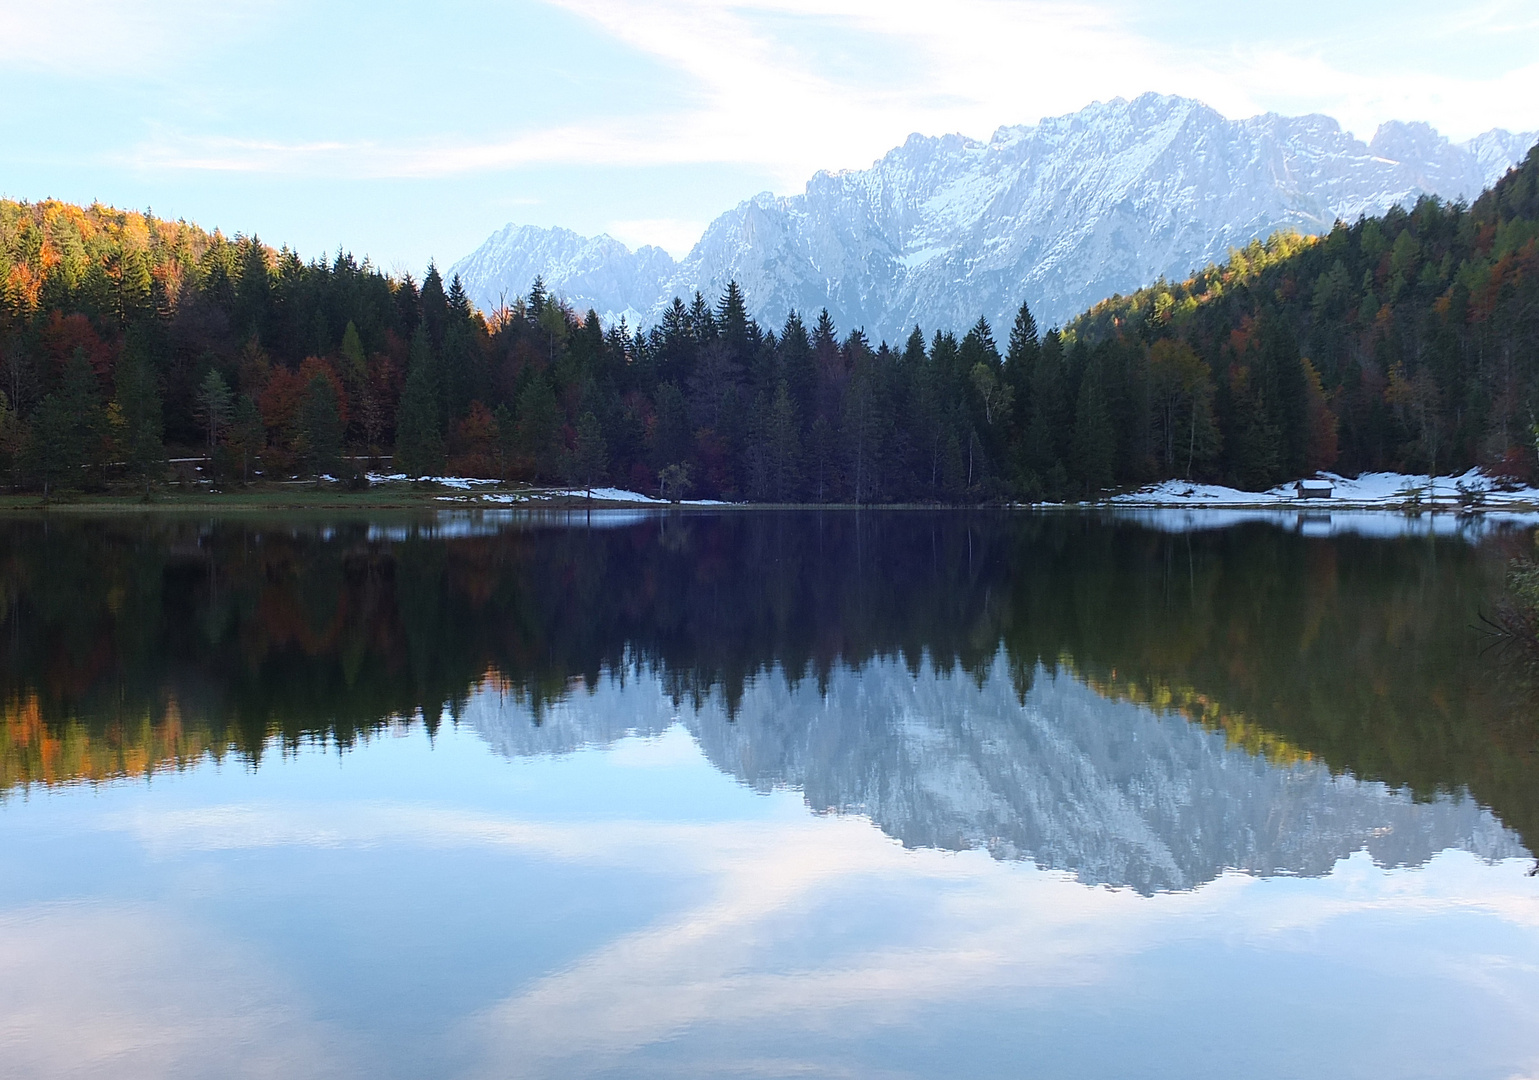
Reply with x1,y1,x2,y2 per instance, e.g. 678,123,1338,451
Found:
1111,470,1539,509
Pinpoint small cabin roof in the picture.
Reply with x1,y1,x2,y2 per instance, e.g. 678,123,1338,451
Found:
1298,479,1333,489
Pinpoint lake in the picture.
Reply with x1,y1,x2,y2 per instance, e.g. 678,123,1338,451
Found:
2,509,1537,1079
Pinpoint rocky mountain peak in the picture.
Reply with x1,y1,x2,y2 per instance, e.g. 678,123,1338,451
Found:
451,95,1538,340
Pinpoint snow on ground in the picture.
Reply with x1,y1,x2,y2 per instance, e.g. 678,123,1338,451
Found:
363,474,726,505
1111,470,1539,509
365,473,507,489
436,486,728,507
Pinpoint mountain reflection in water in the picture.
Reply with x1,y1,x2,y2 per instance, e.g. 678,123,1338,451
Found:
2,510,1536,888
468,658,1524,894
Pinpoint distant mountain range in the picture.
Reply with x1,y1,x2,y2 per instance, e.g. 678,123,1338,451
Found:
450,93,1537,340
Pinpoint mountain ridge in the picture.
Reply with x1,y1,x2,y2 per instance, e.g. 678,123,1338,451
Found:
451,93,1536,338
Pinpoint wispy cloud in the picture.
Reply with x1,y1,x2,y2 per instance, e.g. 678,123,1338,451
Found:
110,0,1539,191
10,1,1539,264
104,790,1539,1079
0,904,357,1080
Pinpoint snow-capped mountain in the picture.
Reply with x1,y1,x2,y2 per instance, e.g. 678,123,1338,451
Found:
451,93,1538,339
449,223,675,324
464,655,1525,895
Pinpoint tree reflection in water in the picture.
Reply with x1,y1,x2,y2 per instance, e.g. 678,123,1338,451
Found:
1,510,1535,871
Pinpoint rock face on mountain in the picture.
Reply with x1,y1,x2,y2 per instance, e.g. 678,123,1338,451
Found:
448,224,675,323
451,93,1537,341
463,656,1526,895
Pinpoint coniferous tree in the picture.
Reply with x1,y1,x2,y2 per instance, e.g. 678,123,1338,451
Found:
779,312,816,434
115,349,164,498
513,374,560,479
767,380,801,501
808,415,838,502
0,392,21,491
1023,331,1069,498
198,369,234,451
27,393,75,500
298,372,344,478
1003,300,1040,478
339,320,367,426
568,411,609,498
395,328,444,477
234,239,270,342
1071,360,1115,497
650,381,693,478
229,394,264,483
57,349,108,486
420,264,449,348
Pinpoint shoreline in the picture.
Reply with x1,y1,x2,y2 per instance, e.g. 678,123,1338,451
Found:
0,469,1534,515
4,489,1537,515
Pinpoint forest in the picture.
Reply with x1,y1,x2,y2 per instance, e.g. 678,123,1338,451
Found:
0,142,1536,501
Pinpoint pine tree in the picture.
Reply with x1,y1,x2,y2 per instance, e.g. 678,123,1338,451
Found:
1071,361,1115,496
59,349,107,485
1004,300,1040,425
526,275,547,318
27,393,75,500
339,320,367,422
808,415,837,502
514,374,561,479
197,368,234,451
716,281,752,363
234,239,270,342
1024,331,1068,491
568,411,609,498
687,292,716,342
649,381,693,476
395,328,444,478
0,392,21,491
420,263,449,347
115,247,153,328
115,349,164,498
441,319,477,425
779,311,816,433
298,372,344,478
767,380,801,500
228,394,264,483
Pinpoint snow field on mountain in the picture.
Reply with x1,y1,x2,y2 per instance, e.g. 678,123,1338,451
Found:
452,93,1537,341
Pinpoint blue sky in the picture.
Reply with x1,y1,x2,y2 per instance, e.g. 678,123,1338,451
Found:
3,0,1537,271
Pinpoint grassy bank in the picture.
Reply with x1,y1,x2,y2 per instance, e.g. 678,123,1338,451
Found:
0,482,639,513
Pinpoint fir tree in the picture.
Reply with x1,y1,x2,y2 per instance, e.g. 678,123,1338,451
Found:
1071,361,1115,497
298,372,344,478
229,394,264,483
339,320,368,423
779,311,816,433
568,411,609,498
514,374,561,479
197,369,234,451
767,380,801,501
43,350,109,488
27,393,75,500
115,349,164,498
395,328,444,478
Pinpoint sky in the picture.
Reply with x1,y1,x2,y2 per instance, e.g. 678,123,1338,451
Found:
3,0,1538,272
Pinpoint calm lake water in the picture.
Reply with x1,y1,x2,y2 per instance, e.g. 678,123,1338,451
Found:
2,510,1538,1079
